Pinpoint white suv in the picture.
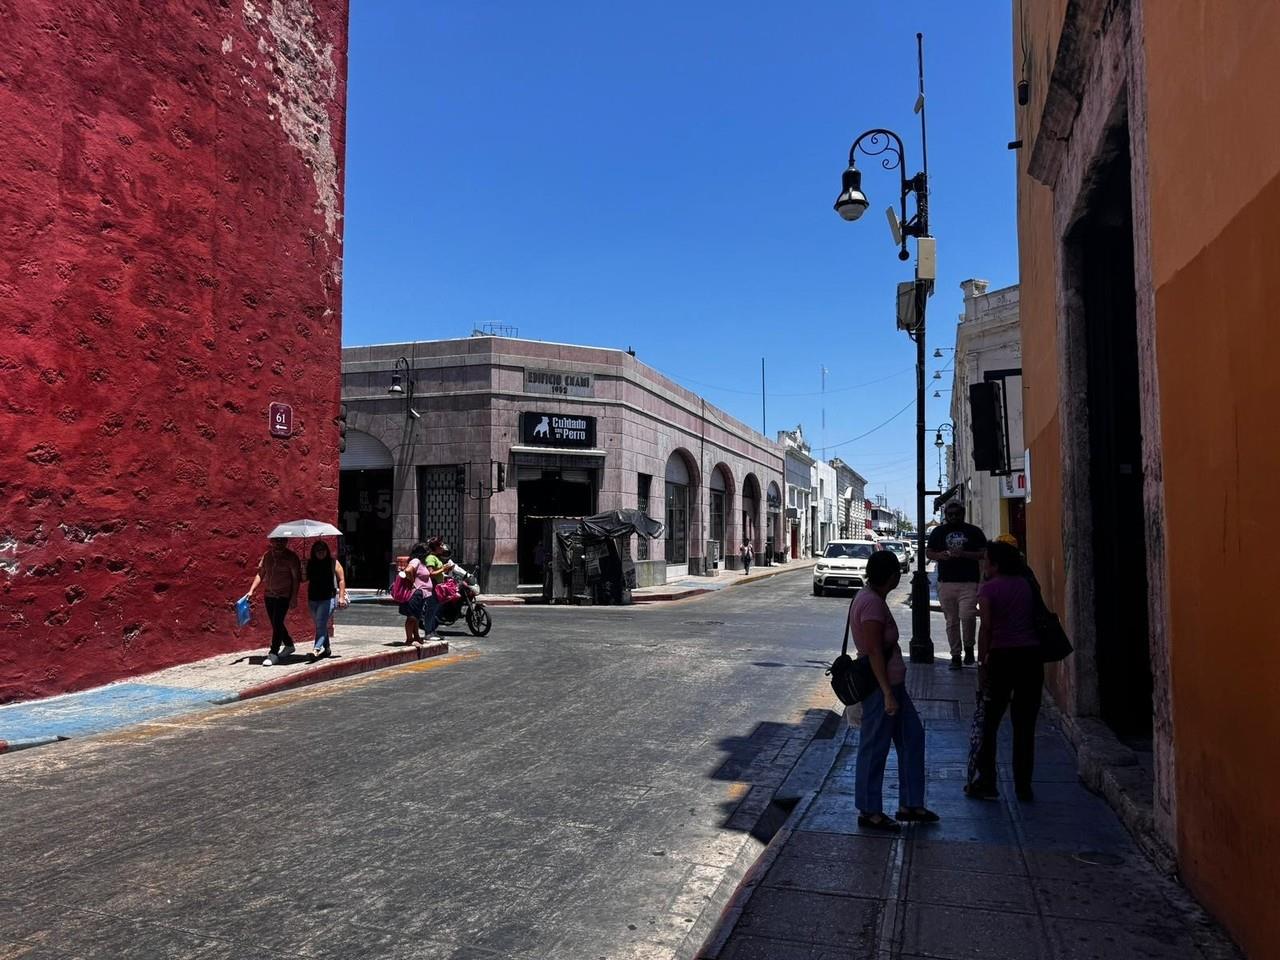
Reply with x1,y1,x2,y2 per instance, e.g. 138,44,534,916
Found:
813,540,881,596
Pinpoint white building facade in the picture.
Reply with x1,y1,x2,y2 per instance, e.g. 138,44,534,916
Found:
830,458,868,539
778,426,815,559
947,279,1026,546
812,458,837,555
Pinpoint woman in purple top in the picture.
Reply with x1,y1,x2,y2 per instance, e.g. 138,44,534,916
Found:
850,550,938,831
972,540,1044,801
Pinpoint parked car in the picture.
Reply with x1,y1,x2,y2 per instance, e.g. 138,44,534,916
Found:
813,540,881,596
880,539,911,574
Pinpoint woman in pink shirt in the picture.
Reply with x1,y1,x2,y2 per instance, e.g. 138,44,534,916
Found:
972,540,1043,801
850,549,937,830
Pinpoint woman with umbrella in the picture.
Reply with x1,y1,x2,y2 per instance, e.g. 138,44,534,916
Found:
246,520,342,665
306,540,348,658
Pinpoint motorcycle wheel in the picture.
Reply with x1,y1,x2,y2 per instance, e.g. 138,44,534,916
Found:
467,603,492,637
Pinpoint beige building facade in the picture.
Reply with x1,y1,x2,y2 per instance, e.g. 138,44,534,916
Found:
338,337,785,593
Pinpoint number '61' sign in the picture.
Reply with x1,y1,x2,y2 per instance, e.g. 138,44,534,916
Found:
268,402,293,438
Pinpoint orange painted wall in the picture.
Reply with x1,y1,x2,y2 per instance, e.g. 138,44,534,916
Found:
1012,0,1073,709
1143,4,1280,955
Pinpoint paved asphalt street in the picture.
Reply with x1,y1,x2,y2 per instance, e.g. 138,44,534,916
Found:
0,568,950,959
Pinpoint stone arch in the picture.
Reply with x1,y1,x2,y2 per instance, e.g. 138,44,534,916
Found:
742,473,763,562
339,427,393,471
709,462,736,566
662,448,701,574
766,480,783,560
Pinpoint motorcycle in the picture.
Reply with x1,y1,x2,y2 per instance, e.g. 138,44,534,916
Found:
433,563,493,637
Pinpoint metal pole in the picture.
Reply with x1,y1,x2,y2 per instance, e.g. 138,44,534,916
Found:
761,357,767,436
909,309,932,662
908,32,934,664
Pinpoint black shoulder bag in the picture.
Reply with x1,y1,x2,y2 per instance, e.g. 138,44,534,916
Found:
827,599,884,706
1028,575,1073,663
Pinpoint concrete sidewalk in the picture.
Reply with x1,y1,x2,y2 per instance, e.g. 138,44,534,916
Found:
347,558,819,605
0,623,446,753
699,661,1240,960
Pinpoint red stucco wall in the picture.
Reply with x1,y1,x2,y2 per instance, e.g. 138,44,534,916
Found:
0,0,350,702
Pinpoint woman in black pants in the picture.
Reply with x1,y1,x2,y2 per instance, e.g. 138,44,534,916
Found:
971,541,1044,802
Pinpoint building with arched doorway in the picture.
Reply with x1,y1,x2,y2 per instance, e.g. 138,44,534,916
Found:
341,338,785,593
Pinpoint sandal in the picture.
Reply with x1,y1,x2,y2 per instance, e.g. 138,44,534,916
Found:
857,813,902,832
895,807,941,823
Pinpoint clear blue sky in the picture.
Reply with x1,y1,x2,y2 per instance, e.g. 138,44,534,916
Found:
341,1,1018,517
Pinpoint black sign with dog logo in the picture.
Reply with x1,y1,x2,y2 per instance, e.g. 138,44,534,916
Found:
521,412,597,448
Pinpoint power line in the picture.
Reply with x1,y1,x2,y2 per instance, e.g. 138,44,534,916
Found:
666,365,914,398
825,398,916,450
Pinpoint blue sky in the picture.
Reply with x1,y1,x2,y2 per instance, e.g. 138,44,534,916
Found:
341,1,1018,516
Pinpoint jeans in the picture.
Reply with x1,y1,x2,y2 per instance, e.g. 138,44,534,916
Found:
264,596,292,654
309,597,337,651
415,589,441,637
937,581,979,659
976,647,1044,791
855,684,926,815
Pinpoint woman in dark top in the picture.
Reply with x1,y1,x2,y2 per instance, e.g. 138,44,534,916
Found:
972,540,1043,801
306,540,347,658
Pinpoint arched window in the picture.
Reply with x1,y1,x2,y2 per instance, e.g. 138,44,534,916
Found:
709,466,728,553
664,453,690,565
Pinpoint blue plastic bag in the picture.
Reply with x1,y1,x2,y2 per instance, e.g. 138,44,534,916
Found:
235,595,252,628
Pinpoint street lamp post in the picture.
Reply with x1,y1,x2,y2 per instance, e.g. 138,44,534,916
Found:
833,33,936,663
934,422,955,491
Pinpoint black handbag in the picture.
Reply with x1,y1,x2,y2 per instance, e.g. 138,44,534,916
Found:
1028,575,1073,663
827,599,883,706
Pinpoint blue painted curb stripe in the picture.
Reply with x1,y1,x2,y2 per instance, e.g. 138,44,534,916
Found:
0,735,67,754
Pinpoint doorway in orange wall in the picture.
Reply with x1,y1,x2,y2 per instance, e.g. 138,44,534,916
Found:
1067,119,1153,739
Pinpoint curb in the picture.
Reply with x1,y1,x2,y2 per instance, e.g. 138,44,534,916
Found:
352,596,527,607
0,735,67,755
693,791,819,959
632,588,712,603
212,640,450,705
1041,695,1178,875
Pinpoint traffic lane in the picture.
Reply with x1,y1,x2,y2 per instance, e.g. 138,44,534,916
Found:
0,569,847,959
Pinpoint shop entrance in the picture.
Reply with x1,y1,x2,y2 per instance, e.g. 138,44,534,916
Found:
338,429,395,588
517,470,595,584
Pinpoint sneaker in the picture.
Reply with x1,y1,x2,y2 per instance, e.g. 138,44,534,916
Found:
262,653,279,666
427,635,442,643
280,643,296,658
949,657,963,671
312,644,327,658
963,650,975,665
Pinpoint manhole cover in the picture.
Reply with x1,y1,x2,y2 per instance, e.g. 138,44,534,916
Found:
1073,851,1125,866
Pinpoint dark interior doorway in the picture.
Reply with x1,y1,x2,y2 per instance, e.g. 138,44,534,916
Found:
1070,118,1153,737
338,468,394,588
518,471,595,584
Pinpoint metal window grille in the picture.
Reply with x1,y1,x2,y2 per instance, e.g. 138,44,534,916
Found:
637,473,651,560
418,465,463,550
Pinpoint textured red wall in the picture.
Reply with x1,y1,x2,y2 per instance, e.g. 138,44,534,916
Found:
0,0,350,702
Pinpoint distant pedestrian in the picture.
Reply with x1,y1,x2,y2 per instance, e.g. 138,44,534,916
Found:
306,540,348,659
970,540,1043,802
927,500,988,670
851,550,938,830
420,538,456,642
741,539,753,576
247,537,301,665
397,542,432,644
